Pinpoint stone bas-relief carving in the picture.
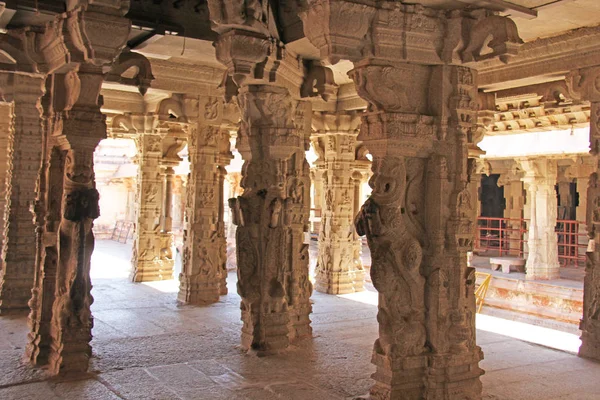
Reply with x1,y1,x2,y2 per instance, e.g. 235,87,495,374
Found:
178,96,234,305
0,74,45,314
584,172,600,362
352,61,484,400
571,66,600,362
312,111,367,294
229,85,312,354
131,128,175,282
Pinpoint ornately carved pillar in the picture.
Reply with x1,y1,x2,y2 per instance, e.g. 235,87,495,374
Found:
518,157,560,280
229,85,312,354
570,65,600,362
312,111,365,294
0,102,13,255
24,1,131,374
0,74,45,314
301,2,524,397
352,62,484,400
209,3,313,354
131,119,173,282
179,96,233,305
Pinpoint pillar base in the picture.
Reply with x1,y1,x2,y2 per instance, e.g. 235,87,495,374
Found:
177,275,221,305
0,281,32,315
314,269,366,294
579,321,600,362
370,348,484,399
130,260,175,282
525,262,560,280
241,307,291,355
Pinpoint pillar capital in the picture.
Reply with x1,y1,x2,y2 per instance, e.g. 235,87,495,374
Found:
300,0,522,66
517,157,558,188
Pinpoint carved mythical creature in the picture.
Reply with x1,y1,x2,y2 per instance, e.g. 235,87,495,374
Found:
354,157,426,358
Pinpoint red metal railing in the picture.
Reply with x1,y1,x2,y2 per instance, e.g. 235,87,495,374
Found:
476,217,527,258
475,217,587,267
556,219,587,267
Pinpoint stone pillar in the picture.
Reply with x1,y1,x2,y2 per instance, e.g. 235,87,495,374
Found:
567,161,594,258
570,65,600,362
27,66,110,374
300,4,525,396
351,62,484,400
130,120,174,282
312,111,365,294
225,171,241,271
23,2,130,374
178,98,233,305
498,168,525,257
162,166,175,232
228,84,312,354
209,5,314,354
0,102,13,253
0,74,45,314
518,158,560,280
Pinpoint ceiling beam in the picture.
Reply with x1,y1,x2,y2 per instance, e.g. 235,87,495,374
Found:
456,0,538,20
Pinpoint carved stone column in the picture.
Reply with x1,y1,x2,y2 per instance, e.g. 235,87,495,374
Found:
300,2,524,396
569,65,600,361
209,2,313,354
0,102,12,254
352,62,484,400
565,160,595,258
131,118,172,282
178,96,234,305
312,111,365,294
24,1,130,374
225,171,242,271
518,158,560,280
0,74,45,314
498,165,525,257
228,85,312,354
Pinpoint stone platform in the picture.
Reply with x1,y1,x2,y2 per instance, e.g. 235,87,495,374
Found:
473,255,584,324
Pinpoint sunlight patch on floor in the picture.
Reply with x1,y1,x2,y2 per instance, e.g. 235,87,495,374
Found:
338,290,581,354
141,279,180,293
338,289,378,306
90,251,131,279
476,313,581,353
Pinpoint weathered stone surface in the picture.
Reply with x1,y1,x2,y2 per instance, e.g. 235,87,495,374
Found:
518,158,560,280
22,2,131,376
229,85,313,354
311,111,368,294
178,96,235,305
0,74,45,315
129,116,174,282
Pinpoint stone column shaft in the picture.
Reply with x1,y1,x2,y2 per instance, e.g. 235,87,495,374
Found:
577,73,600,360
229,85,312,354
519,158,560,280
499,174,525,257
0,74,45,314
0,103,13,253
312,113,366,294
351,62,483,399
131,126,174,282
162,166,174,232
179,121,232,305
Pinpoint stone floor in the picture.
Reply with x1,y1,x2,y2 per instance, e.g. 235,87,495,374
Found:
0,240,599,399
